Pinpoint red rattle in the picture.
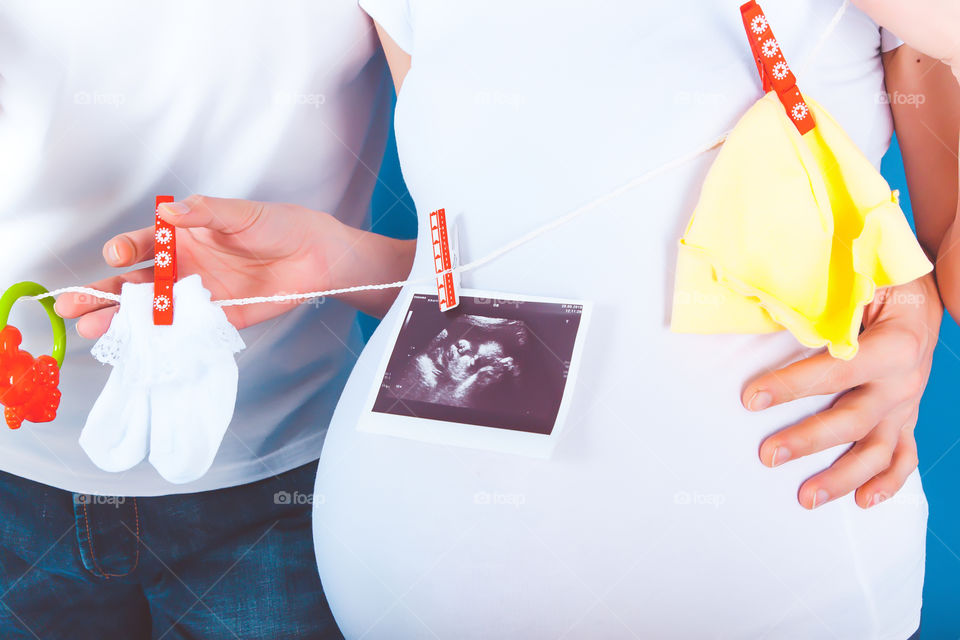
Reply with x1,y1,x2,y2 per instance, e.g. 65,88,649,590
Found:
0,282,67,429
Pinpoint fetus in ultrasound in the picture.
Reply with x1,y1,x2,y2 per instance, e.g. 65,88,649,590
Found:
394,315,529,408
374,294,585,433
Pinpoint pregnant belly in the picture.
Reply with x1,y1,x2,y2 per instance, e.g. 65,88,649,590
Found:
313,299,926,640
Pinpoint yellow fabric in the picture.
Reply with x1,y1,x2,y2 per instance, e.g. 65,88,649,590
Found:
671,91,933,360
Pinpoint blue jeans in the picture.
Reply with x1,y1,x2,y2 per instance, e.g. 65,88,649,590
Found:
0,462,341,639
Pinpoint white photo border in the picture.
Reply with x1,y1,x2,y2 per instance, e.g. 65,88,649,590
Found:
357,285,593,458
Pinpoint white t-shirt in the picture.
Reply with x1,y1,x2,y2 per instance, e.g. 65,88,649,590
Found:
0,0,391,495
314,1,924,638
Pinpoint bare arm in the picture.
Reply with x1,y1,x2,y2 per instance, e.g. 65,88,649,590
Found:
374,22,412,92
854,0,960,83
328,22,416,317
310,22,415,318
883,46,960,317
883,47,960,253
321,216,417,318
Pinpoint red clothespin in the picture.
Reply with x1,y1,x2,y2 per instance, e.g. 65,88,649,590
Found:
154,195,177,325
429,208,460,312
740,1,814,135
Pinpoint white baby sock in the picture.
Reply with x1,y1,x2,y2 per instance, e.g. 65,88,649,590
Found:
83,275,245,483
147,351,239,484
81,283,154,472
147,278,242,483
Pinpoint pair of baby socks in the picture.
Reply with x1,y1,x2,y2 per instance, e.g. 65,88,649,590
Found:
80,275,245,484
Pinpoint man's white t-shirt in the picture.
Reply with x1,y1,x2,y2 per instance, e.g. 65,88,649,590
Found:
0,0,392,495
314,1,924,638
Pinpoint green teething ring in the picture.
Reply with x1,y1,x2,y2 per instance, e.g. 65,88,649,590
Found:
0,282,67,368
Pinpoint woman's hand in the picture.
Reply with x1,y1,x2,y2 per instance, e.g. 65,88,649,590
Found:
741,274,942,509
55,194,416,337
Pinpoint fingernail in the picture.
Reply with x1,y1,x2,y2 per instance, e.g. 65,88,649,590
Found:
811,489,829,509
108,242,122,265
771,446,790,467
747,390,772,411
161,201,190,215
870,493,888,507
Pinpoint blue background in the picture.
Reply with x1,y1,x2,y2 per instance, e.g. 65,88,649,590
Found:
881,138,960,638
367,114,960,636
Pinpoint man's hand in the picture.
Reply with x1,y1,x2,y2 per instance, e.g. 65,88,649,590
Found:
55,194,416,337
741,274,941,509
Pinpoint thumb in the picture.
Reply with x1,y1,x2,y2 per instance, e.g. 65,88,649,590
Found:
158,194,265,234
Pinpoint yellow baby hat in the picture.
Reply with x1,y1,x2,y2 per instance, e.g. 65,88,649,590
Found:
670,1,933,360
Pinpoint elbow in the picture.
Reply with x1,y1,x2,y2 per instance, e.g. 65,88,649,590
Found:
936,226,960,323
936,259,960,323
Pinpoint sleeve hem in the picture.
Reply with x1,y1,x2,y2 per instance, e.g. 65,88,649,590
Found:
880,27,903,54
359,0,414,55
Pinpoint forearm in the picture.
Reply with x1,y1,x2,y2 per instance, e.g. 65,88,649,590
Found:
937,121,960,320
937,211,960,318
319,216,416,318
309,24,416,319
885,47,960,257
883,45,960,318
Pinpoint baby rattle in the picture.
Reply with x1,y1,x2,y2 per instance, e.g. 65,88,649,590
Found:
0,282,66,429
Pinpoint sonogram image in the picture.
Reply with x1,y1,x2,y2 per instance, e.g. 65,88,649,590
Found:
372,294,585,434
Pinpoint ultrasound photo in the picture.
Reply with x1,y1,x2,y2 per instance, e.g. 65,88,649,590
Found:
372,293,587,435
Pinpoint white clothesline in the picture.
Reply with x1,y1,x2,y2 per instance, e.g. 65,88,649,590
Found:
34,0,849,309
31,132,728,309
